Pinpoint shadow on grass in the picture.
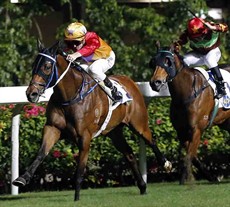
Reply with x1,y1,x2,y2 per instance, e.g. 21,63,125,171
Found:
0,191,72,201
0,196,27,201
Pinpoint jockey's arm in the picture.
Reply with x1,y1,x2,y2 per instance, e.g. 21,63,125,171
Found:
204,21,228,33
174,30,188,52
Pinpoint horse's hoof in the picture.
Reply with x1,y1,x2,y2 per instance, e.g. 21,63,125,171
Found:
140,189,147,195
164,160,172,172
12,177,26,187
139,184,147,195
208,175,223,183
217,175,223,182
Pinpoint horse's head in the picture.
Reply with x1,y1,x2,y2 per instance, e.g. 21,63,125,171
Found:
149,41,180,92
26,39,60,103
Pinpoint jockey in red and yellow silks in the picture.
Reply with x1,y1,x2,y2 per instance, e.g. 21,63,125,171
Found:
77,32,112,63
64,22,122,102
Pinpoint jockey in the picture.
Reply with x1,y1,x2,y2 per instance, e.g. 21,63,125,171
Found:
64,22,122,102
174,17,228,99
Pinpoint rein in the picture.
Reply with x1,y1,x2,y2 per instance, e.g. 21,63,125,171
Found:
32,52,99,106
61,71,98,106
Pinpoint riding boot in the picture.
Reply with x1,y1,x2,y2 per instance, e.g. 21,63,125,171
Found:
104,77,122,101
210,66,226,99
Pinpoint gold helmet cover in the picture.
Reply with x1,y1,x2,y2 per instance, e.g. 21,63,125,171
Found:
64,22,87,41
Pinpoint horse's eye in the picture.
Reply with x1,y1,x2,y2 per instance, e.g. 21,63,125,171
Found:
165,58,172,67
44,62,52,70
45,65,51,70
41,61,52,75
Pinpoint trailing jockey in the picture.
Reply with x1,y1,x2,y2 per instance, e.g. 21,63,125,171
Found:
174,17,228,99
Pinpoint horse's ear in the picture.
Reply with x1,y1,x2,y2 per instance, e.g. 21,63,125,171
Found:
155,40,160,52
170,42,175,53
49,40,60,55
37,38,44,52
57,40,68,57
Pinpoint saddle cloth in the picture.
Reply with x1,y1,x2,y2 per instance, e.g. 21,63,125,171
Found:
93,79,132,138
194,67,230,109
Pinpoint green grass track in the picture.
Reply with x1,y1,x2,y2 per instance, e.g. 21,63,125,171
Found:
0,181,229,207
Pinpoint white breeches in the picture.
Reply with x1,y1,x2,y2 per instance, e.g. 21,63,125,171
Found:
183,47,221,69
80,51,115,82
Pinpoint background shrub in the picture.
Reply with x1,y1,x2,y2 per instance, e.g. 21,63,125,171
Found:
0,98,229,193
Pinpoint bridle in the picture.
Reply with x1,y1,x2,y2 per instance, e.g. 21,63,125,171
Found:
153,49,209,104
30,51,58,97
29,48,99,106
154,50,178,82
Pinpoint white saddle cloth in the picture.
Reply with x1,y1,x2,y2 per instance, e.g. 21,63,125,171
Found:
194,67,230,109
93,79,132,138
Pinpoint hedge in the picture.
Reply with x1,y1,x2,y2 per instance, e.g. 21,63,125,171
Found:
0,98,229,193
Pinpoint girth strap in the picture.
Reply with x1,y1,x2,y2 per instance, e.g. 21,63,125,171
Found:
207,99,219,128
184,74,209,104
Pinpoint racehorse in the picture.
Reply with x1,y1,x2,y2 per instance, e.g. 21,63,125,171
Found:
149,41,230,184
12,40,171,201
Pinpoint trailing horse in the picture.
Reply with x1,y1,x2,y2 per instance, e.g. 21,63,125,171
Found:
149,41,230,184
13,40,171,201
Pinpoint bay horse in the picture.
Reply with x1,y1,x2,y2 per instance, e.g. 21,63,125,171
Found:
149,42,230,184
12,40,171,201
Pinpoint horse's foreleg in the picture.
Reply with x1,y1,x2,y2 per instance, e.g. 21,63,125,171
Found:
108,126,147,195
178,143,187,185
180,128,201,184
74,135,91,201
12,125,61,187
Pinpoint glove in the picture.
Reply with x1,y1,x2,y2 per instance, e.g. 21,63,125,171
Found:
67,52,82,62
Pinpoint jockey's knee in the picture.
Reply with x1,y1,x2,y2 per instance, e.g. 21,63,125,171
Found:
89,70,106,82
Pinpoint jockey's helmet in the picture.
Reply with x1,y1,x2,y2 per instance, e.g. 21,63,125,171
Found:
64,22,87,41
187,17,207,38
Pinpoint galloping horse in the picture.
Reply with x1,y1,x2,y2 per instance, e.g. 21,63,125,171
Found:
13,40,171,201
149,42,230,184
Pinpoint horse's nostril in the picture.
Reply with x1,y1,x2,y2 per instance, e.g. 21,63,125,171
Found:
154,80,162,86
31,92,38,97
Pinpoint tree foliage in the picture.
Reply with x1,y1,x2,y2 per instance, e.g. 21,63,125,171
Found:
80,0,210,81
1,0,228,85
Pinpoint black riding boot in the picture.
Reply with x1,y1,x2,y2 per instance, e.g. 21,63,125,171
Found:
104,77,122,101
210,66,226,99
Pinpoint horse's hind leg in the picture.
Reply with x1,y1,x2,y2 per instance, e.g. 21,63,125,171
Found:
182,123,221,184
131,122,171,172
192,157,220,182
12,125,61,187
108,125,147,195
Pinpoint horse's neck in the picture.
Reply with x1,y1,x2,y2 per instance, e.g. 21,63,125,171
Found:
169,60,193,99
55,55,83,101
174,54,184,71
